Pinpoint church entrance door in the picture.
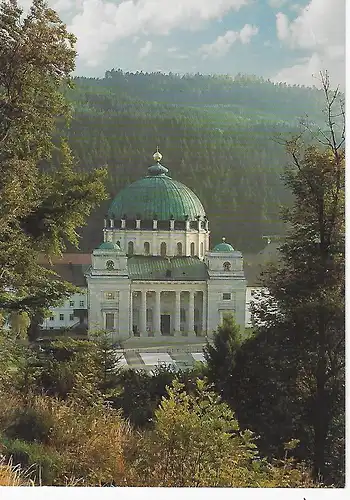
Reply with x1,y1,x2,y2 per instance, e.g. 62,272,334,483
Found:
161,314,171,335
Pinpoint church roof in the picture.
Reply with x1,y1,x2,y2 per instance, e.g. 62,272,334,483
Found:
127,256,208,281
108,150,206,221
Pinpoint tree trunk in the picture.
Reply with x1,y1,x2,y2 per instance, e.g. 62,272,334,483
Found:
312,308,329,481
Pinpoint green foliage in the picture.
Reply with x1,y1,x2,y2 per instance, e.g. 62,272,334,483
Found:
114,366,174,427
204,315,241,401
131,379,314,487
35,338,103,402
0,0,107,323
232,76,345,485
9,311,31,339
4,407,54,443
1,437,63,485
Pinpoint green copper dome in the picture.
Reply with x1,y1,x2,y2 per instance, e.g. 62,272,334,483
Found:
213,238,234,252
98,241,121,250
108,150,206,221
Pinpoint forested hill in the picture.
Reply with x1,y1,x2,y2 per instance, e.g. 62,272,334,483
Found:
58,70,325,253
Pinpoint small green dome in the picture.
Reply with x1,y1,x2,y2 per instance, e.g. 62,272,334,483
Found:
213,238,234,252
98,241,121,250
108,150,206,221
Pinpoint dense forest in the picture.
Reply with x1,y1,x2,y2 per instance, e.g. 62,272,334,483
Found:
56,70,326,253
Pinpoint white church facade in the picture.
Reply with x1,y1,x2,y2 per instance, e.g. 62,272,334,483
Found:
85,149,247,341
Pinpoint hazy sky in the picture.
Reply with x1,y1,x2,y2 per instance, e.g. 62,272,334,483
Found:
21,0,345,88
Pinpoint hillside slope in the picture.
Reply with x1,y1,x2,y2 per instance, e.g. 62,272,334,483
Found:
56,71,325,253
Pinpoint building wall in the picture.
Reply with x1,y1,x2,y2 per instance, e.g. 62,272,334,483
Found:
87,276,131,335
105,228,209,259
39,284,261,335
207,281,246,332
41,290,88,330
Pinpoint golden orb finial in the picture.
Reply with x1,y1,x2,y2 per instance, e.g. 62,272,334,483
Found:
222,237,226,242
153,146,162,163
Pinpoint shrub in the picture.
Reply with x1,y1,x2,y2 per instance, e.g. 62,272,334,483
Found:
5,407,54,444
1,438,63,485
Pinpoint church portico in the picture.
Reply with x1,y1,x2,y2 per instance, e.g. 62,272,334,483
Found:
130,285,206,337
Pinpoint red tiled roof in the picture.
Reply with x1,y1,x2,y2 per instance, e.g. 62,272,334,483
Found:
39,253,92,265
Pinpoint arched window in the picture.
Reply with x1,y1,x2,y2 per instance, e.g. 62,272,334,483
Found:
177,242,183,256
128,241,134,255
144,241,150,255
116,240,121,248
200,242,204,257
190,242,195,257
160,242,167,257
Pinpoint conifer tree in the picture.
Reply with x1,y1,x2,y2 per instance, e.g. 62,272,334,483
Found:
236,72,345,484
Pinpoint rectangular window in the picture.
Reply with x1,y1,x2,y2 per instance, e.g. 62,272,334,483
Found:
69,300,74,307
105,312,114,330
104,292,115,300
223,293,231,300
59,314,64,321
69,314,74,321
79,300,85,307
49,315,54,321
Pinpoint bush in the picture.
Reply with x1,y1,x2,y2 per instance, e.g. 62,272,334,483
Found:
5,407,54,444
1,438,63,485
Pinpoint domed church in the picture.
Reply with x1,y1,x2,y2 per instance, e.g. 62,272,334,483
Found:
86,149,246,342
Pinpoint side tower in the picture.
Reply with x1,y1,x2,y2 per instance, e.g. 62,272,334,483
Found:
86,242,131,339
205,238,246,333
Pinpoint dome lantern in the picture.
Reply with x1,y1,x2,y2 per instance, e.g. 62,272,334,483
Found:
148,147,168,176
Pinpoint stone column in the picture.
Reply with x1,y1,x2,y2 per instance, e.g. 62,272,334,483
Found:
140,290,147,336
174,290,181,335
188,291,195,336
113,310,117,332
102,311,106,331
154,290,161,336
202,290,207,337
130,290,133,335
